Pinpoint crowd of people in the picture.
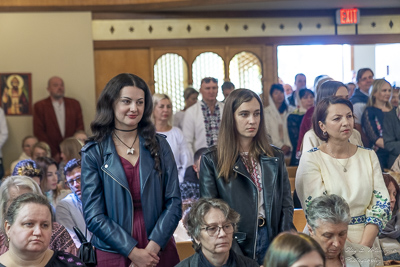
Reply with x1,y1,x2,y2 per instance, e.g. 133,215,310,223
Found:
0,69,399,267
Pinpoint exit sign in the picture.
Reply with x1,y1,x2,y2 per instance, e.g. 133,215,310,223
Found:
336,8,360,25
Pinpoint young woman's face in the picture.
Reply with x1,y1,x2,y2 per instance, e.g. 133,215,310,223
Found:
319,103,353,142
271,89,285,105
113,86,145,130
300,93,315,110
374,82,392,105
153,98,172,122
234,98,261,143
45,164,58,192
388,181,397,211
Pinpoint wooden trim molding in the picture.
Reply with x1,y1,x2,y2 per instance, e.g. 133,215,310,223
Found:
94,34,400,50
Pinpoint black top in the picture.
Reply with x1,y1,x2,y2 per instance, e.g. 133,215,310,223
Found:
0,251,86,267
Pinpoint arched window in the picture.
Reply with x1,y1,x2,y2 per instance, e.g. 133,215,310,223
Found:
154,53,187,112
229,51,262,95
192,52,225,102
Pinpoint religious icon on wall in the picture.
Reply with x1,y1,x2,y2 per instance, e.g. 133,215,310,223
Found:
0,73,32,115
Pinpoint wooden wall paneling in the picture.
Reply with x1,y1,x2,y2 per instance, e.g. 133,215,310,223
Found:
224,46,230,81
187,47,193,86
149,47,155,93
260,45,277,107
94,49,151,99
93,34,400,50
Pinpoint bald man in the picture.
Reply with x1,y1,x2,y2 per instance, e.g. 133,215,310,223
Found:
33,76,84,162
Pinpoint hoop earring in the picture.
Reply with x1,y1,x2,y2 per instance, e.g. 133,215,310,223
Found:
323,131,327,136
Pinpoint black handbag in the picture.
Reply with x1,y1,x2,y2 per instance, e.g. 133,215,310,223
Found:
73,226,97,267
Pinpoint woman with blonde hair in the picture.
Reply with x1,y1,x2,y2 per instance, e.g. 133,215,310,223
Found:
31,141,51,160
0,175,77,255
60,137,82,162
362,78,392,169
153,93,192,183
173,87,199,129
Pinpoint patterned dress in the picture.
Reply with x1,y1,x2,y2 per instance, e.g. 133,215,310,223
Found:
296,146,390,243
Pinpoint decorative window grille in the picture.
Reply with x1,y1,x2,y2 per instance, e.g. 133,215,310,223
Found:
192,52,225,102
229,51,263,95
154,53,187,112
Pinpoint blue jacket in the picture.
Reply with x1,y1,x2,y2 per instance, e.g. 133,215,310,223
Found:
350,88,369,105
81,134,182,257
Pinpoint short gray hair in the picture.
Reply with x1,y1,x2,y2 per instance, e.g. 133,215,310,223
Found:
307,194,350,231
0,176,43,234
183,198,240,252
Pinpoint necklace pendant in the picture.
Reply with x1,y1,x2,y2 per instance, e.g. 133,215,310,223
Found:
343,167,347,172
127,148,135,155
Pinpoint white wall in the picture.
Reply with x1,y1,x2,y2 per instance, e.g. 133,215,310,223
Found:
353,45,376,75
0,12,96,174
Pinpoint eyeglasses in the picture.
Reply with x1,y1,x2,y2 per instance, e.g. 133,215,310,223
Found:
201,223,234,237
201,77,218,84
66,176,81,186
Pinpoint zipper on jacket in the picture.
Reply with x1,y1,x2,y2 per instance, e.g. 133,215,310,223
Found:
102,167,135,236
234,169,259,259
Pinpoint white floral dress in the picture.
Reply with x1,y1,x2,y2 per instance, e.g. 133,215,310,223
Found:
296,146,390,243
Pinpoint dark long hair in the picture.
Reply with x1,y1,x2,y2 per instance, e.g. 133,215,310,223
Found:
89,73,160,172
217,89,273,182
316,81,348,104
269,84,288,114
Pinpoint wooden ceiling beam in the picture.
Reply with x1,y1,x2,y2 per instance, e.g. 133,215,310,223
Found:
0,0,295,12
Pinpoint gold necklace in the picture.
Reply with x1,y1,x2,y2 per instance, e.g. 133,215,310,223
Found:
114,131,138,155
326,143,350,172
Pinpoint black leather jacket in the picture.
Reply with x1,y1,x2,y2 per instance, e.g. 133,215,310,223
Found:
200,146,294,259
81,134,182,257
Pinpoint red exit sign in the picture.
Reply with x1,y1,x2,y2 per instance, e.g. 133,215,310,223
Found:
336,8,360,25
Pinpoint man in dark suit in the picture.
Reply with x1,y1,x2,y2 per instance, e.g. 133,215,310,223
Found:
33,76,84,162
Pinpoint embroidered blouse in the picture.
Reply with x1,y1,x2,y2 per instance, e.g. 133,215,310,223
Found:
296,146,390,243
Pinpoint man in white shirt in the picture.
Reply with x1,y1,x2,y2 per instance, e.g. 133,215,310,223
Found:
56,158,91,247
182,77,224,155
0,107,8,180
33,76,84,162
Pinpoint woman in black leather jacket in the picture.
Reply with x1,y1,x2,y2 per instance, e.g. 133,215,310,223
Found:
200,89,294,265
81,73,181,267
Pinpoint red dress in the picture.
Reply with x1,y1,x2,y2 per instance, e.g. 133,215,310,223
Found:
96,156,180,267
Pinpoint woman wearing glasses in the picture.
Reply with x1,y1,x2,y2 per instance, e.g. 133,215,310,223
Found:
200,89,294,265
176,198,259,267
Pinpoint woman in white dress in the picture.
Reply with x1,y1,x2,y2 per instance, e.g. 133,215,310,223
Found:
296,96,390,256
264,83,293,157
173,87,199,130
153,93,193,183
